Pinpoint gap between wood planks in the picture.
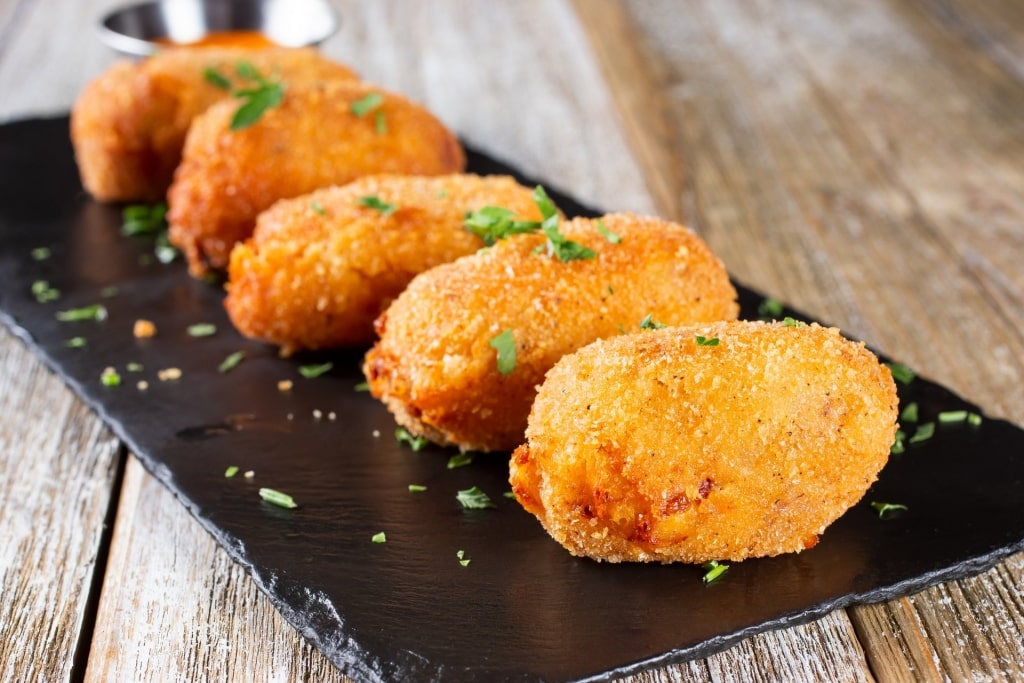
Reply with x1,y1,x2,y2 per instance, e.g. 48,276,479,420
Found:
68,445,128,683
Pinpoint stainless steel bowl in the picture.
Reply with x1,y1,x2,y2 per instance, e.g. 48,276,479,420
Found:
98,0,339,57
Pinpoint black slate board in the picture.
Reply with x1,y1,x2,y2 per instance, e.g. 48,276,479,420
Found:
3,116,1024,682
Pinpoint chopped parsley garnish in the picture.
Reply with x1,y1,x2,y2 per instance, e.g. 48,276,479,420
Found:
371,531,387,544
488,329,516,375
259,487,297,509
447,452,474,469
891,429,906,454
121,203,167,236
702,560,729,583
126,362,143,372
436,188,449,198
354,381,370,392
595,219,622,244
396,426,429,451
639,314,666,330
31,280,60,302
101,286,119,299
937,410,967,424
900,402,919,423
187,323,217,337
357,195,397,216
203,66,232,90
695,335,720,346
758,297,783,318
967,412,983,427
224,465,239,478
908,421,935,444
64,336,86,349
456,486,496,510
408,484,428,493
298,362,333,378
375,109,387,134
310,201,328,216
218,351,245,373
503,491,516,499
56,304,107,322
456,549,471,567
351,91,384,117
31,247,51,261
871,501,908,519
229,61,285,131
886,362,916,385
533,186,595,262
782,317,805,328
463,206,540,245
100,367,121,387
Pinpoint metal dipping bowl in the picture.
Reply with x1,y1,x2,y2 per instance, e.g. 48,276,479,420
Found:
98,0,339,57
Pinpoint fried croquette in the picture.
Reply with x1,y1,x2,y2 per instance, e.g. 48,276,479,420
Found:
225,174,545,354
509,320,899,564
168,80,466,275
70,47,358,202
363,213,739,452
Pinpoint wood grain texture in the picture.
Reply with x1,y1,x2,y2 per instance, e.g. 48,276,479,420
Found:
84,456,353,683
0,326,121,683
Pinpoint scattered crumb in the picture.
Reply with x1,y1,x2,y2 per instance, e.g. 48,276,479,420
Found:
157,367,182,381
372,429,380,438
313,409,323,420
286,413,294,421
137,380,149,391
244,470,255,479
134,319,157,338
328,411,336,421
277,379,293,392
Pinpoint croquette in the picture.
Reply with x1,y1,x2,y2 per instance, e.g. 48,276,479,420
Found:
168,80,466,275
225,174,545,354
363,213,739,452
70,47,358,202
509,320,899,564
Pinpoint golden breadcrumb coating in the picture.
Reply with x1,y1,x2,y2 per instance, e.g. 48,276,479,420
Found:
225,174,544,354
363,213,739,452
70,47,358,202
167,81,466,276
509,320,899,564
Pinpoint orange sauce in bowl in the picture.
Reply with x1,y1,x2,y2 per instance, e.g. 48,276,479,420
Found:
154,30,278,49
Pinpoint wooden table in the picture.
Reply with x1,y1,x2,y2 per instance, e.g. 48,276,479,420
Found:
2,0,1023,680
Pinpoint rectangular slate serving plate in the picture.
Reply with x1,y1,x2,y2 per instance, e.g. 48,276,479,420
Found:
3,116,1024,682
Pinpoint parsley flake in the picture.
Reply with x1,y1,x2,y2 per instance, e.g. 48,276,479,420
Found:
298,362,333,378
488,329,516,375
357,195,397,216
937,410,967,424
203,66,232,90
702,560,729,583
886,362,916,385
259,487,298,509
396,426,429,451
447,452,474,469
503,491,516,499
782,316,805,328
56,304,107,322
695,335,720,346
639,314,666,330
31,280,60,302
187,323,217,337
408,484,428,493
758,297,783,319
224,465,239,478
374,109,387,134
456,549,471,567
891,429,906,454
532,186,595,262
229,61,284,131
354,381,370,392
310,201,328,216
456,486,496,510
31,247,51,261
900,402,919,423
121,203,167,236
908,421,935,444
64,336,86,349
371,531,387,544
100,367,121,387
967,412,983,427
464,206,540,245
126,362,143,372
218,351,245,373
101,286,119,299
871,501,908,519
595,219,622,244
351,91,384,117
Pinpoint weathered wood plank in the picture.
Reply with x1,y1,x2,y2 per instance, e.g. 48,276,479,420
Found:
0,326,122,682
84,456,353,683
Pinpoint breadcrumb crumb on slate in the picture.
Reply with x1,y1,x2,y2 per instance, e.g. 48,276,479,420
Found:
167,80,466,276
363,213,739,453
509,320,899,564
71,47,358,202
225,174,544,354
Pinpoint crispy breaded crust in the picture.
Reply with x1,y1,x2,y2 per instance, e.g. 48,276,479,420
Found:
363,213,739,452
509,320,899,564
70,47,358,202
168,81,466,275
225,174,544,354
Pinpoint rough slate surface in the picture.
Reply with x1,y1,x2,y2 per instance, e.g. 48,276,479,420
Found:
2,116,1024,683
